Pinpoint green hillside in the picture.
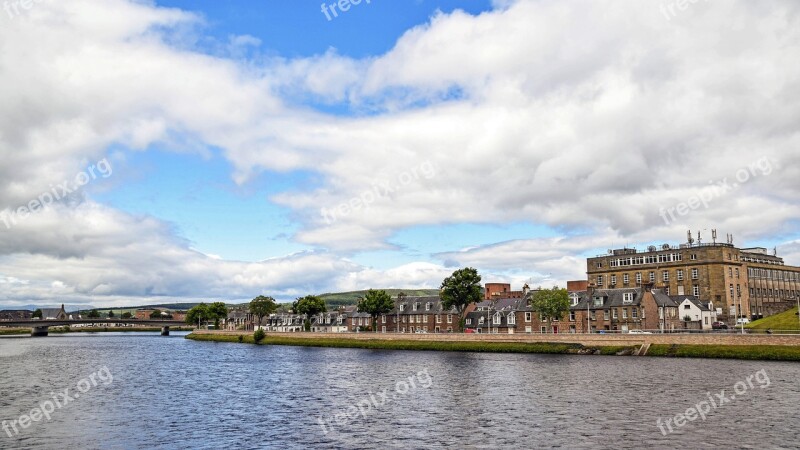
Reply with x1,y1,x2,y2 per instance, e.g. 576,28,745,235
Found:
746,307,800,331
320,289,440,307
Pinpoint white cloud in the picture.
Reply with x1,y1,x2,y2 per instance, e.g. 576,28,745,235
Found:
0,0,798,306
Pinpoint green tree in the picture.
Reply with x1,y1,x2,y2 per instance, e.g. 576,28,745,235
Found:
293,295,327,331
249,295,277,330
253,328,266,343
208,302,229,329
186,303,209,328
440,267,483,331
357,289,395,333
121,312,132,319
529,287,570,332
87,309,101,319
108,310,115,318
32,309,42,319
150,309,162,319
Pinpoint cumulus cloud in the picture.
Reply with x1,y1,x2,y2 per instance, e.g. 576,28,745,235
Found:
0,0,798,307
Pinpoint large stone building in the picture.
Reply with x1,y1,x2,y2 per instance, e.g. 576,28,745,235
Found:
586,233,800,324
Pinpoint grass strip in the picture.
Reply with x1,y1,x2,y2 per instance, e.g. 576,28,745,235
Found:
185,333,636,356
647,344,800,361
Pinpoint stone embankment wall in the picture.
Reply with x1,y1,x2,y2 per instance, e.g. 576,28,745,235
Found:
191,330,800,347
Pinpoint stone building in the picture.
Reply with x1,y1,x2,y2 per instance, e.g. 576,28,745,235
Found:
585,233,800,324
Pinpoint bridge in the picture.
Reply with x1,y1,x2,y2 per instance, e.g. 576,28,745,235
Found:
0,319,189,336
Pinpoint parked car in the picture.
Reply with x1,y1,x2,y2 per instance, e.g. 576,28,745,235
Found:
736,318,751,325
627,330,652,334
712,322,728,330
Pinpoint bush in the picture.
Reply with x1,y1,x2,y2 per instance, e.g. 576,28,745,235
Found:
253,328,266,343
238,335,244,343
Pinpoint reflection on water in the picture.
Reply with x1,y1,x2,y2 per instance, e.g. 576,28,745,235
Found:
0,334,798,449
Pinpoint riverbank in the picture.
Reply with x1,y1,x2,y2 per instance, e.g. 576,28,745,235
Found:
0,326,194,335
186,332,636,355
186,331,800,361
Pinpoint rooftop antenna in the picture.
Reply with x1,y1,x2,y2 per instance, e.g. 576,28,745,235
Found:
712,229,717,244
687,230,694,245
696,230,702,245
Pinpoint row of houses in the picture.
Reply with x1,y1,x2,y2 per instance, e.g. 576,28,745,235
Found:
230,284,717,334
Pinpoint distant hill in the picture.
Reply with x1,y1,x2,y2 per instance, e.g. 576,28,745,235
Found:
2,291,443,315
319,289,440,308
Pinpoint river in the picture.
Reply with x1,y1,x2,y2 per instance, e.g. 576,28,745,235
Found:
0,332,798,449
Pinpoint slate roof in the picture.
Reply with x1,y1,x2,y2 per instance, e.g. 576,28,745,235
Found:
671,295,711,311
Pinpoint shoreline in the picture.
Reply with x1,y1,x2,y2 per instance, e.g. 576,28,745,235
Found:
0,326,194,335
185,331,800,361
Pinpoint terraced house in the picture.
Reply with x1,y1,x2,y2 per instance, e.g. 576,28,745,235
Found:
570,287,683,333
379,296,461,333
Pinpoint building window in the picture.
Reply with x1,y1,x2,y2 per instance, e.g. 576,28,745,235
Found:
447,314,453,324
623,292,634,304
525,312,532,322
413,302,419,311
649,272,655,282
426,302,432,311
508,313,516,325
466,318,472,325
693,285,700,296
399,304,405,312
735,268,740,279
569,311,575,321
728,268,733,278
623,274,629,284
636,272,642,284
596,262,603,269
611,275,617,285
691,268,699,279
541,326,547,333
729,284,734,298
604,310,609,320
622,309,628,319
665,286,670,295
690,254,697,261
677,270,684,281
597,275,604,286
590,311,596,320
613,309,618,319
436,315,441,323
662,271,669,282
381,315,386,323
632,309,638,319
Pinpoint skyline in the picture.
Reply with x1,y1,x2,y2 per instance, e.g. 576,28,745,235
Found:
1,0,800,308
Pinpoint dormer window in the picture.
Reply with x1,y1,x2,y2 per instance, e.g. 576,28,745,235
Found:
413,302,419,311
399,304,405,312
593,296,603,307
425,302,432,311
623,293,634,304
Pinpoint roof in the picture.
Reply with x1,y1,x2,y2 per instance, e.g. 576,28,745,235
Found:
671,295,711,311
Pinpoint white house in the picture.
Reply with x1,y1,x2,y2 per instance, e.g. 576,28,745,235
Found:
675,296,716,330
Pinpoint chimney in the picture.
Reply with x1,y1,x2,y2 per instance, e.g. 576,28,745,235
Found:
587,283,596,298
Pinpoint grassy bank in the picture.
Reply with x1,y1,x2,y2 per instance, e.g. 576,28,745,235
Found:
185,333,636,356
48,326,195,333
746,307,800,331
647,344,800,361
0,328,29,335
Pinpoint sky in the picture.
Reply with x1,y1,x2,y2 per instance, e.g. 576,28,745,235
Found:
0,0,799,308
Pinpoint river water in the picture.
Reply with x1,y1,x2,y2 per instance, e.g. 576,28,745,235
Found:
0,332,798,449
